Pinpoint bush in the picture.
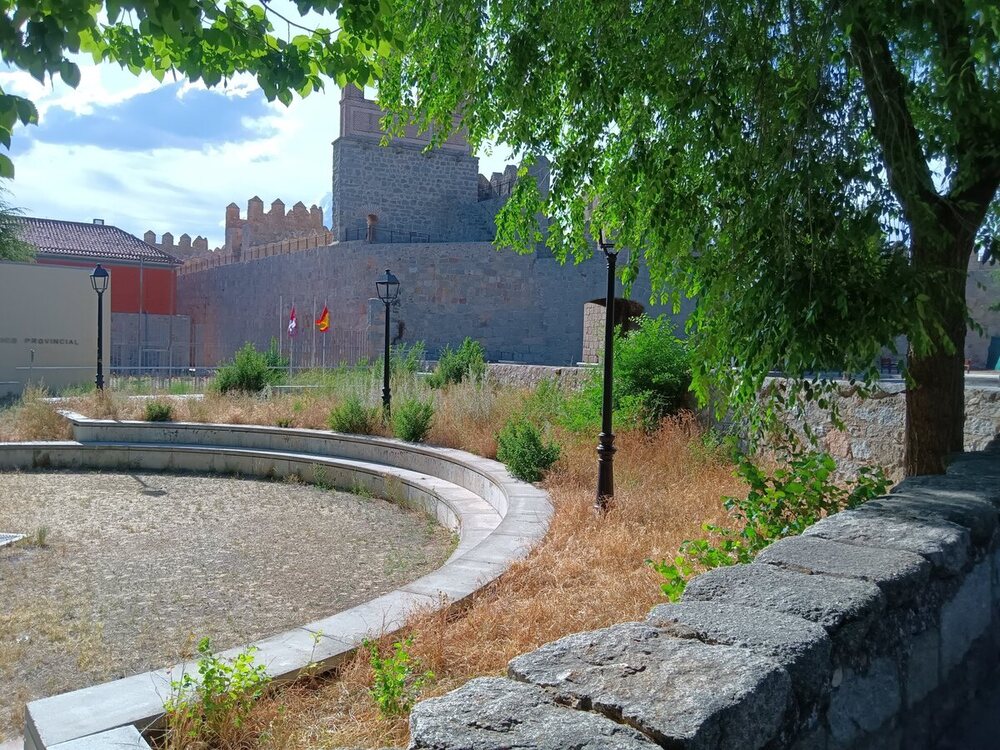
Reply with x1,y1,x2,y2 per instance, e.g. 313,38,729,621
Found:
263,337,289,371
391,341,426,374
364,636,433,717
328,395,379,434
163,637,270,744
649,447,889,600
143,400,173,422
392,398,435,442
496,417,561,482
563,315,690,432
428,338,486,388
214,342,284,394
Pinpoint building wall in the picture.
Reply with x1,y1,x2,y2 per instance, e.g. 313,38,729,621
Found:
0,261,110,397
37,259,177,315
175,240,682,368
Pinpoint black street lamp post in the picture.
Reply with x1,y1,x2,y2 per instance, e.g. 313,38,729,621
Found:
376,269,400,415
90,264,109,391
596,229,618,513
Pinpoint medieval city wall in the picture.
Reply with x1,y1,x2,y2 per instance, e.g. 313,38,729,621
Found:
967,258,1000,368
175,240,679,368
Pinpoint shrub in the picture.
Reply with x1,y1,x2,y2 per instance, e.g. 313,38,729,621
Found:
328,395,379,434
364,636,433,717
162,637,271,744
263,337,289,372
392,398,434,442
650,448,889,600
496,417,561,482
428,337,486,388
563,315,690,432
214,343,284,394
143,400,173,422
391,341,426,374
12,386,71,440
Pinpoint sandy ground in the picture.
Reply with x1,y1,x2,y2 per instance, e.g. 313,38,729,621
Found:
0,470,454,740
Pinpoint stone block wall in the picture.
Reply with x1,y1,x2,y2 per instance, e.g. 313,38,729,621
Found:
176,240,683,368
408,447,1000,750
967,258,1000,368
331,137,481,242
774,382,1000,480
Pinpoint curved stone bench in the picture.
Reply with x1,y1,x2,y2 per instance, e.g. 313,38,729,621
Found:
0,413,552,750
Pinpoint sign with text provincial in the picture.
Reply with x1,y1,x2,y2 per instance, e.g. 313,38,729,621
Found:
0,262,110,397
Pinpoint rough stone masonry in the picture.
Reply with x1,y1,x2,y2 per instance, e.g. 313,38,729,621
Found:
407,444,1000,750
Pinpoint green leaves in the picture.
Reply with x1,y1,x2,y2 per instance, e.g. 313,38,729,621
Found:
0,0,401,173
651,446,890,600
378,0,999,467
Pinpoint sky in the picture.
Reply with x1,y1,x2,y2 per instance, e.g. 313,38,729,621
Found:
0,57,515,249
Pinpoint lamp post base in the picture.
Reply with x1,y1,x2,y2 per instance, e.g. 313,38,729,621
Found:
595,431,616,513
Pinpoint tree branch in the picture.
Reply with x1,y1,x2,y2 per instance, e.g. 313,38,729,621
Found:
845,5,940,227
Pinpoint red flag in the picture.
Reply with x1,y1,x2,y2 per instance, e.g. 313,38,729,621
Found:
288,306,297,337
316,306,330,332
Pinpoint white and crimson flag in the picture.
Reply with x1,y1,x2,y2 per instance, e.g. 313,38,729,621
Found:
288,306,298,337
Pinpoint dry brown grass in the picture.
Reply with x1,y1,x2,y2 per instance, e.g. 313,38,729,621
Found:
243,415,741,749
0,378,741,749
0,387,72,441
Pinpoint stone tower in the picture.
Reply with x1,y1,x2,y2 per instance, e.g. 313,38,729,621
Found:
330,86,479,242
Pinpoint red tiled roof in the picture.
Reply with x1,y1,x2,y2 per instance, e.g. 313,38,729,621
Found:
17,217,182,266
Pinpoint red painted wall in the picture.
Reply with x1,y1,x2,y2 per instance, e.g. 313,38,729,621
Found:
37,259,177,315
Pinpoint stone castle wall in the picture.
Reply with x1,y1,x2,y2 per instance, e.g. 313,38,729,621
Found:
175,240,681,368
331,137,481,242
146,197,327,262
967,257,1000,368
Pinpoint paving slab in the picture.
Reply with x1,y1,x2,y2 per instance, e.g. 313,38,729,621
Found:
409,677,660,750
647,601,831,703
755,536,931,605
682,564,884,646
508,622,790,750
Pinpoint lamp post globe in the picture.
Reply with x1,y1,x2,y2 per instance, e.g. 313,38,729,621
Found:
595,227,618,513
376,269,400,415
90,264,109,391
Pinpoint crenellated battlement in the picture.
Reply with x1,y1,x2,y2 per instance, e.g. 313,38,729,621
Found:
147,196,327,266
143,230,213,259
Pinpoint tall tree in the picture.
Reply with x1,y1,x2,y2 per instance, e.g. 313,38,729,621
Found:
379,0,1000,475
0,0,397,176
0,188,32,261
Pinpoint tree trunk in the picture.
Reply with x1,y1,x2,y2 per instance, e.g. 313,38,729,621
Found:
903,232,972,476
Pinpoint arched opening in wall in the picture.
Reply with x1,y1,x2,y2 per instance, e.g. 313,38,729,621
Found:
581,298,645,363
366,214,379,243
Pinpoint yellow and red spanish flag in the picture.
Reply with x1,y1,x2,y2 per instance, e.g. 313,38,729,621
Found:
316,305,330,332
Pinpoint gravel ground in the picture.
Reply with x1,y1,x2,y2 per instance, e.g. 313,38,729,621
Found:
0,470,455,741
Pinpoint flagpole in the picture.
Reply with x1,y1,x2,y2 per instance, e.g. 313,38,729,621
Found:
278,294,283,359
322,305,327,370
312,296,317,370
290,298,295,378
